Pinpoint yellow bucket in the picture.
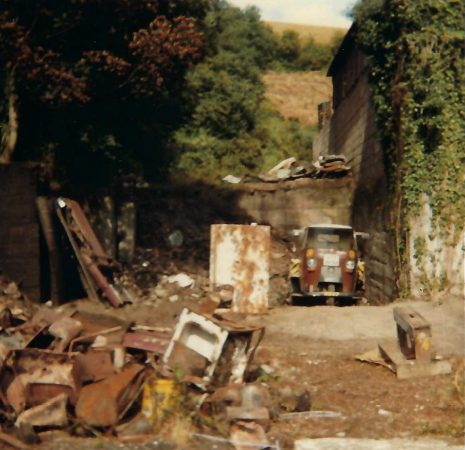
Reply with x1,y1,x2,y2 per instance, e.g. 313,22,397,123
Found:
142,376,177,423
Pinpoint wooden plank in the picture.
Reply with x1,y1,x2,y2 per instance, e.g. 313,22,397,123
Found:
379,343,451,379
393,307,430,333
37,197,65,306
396,360,452,380
378,342,405,366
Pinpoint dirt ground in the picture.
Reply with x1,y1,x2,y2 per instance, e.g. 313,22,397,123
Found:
250,297,464,449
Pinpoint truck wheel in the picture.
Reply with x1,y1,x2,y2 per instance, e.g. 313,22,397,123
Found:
290,277,301,294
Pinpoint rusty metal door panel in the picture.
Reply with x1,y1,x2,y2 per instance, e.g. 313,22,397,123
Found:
210,225,270,314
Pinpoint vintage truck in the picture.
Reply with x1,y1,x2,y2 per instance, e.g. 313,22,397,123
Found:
289,224,368,306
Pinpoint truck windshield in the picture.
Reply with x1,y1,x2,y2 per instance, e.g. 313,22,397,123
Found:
305,228,354,250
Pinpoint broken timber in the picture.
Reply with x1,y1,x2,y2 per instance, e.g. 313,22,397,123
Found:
378,307,452,380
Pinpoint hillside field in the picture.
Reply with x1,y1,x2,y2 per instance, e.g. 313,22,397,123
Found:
265,21,348,44
263,71,333,127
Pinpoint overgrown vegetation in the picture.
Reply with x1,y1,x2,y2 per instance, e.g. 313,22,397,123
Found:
172,5,331,182
0,0,209,185
269,30,343,72
0,0,337,186
352,0,465,293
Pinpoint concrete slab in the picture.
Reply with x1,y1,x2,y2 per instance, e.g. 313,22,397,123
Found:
295,438,464,450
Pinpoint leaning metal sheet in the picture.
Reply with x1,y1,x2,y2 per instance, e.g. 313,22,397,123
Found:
210,224,270,314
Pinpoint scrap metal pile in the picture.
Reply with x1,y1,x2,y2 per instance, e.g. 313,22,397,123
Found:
0,199,324,448
0,302,276,448
0,219,300,448
223,154,351,185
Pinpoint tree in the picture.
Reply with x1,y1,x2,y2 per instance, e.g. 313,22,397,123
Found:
277,31,301,66
0,0,208,183
172,5,316,182
297,37,333,71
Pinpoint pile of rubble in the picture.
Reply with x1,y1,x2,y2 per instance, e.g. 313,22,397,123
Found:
223,154,351,185
117,227,294,309
0,212,313,449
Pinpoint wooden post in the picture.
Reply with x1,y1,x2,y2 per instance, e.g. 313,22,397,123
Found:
36,197,65,306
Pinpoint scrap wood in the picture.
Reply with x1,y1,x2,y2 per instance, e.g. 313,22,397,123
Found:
354,347,395,372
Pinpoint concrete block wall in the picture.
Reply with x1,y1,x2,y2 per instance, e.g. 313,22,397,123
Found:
314,70,396,303
235,178,354,232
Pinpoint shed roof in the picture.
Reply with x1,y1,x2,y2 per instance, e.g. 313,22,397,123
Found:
327,24,356,77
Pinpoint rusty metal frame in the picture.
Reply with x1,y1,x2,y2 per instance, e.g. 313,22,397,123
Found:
56,198,126,307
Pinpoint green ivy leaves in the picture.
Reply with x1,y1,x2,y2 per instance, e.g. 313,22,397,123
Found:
353,0,465,293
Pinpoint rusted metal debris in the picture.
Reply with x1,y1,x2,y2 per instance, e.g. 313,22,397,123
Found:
56,197,133,308
313,154,351,174
16,393,68,428
123,330,170,355
75,352,115,383
223,155,351,185
76,364,145,427
163,309,264,388
0,299,271,447
48,317,83,353
1,349,81,413
210,225,271,314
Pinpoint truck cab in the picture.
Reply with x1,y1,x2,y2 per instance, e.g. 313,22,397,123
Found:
289,224,366,305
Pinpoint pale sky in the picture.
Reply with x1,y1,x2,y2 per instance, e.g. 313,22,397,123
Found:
228,0,354,28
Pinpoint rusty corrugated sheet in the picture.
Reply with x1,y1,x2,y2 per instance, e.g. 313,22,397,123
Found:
210,225,270,314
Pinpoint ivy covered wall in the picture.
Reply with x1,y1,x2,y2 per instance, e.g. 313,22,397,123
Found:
352,0,464,298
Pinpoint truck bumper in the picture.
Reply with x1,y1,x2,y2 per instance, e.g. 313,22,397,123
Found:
291,291,360,305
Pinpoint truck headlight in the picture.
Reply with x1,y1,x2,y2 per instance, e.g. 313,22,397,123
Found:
307,258,317,269
345,260,356,270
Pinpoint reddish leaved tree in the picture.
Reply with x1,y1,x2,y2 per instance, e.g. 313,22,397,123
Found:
0,0,207,171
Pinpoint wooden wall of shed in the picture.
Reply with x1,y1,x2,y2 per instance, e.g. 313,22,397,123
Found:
0,163,42,301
